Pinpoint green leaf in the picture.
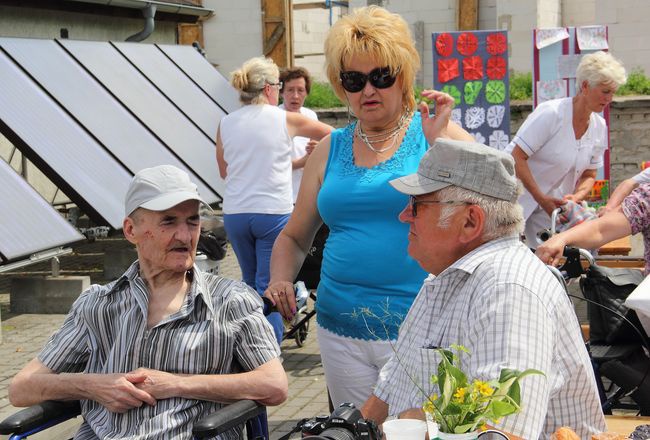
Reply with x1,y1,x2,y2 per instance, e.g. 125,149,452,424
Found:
454,422,478,434
490,400,518,418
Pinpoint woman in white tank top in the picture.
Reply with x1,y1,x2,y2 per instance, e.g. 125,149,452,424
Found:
216,56,332,344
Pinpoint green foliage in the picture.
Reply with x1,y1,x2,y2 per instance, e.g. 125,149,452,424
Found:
617,68,650,95
510,72,532,100
422,345,544,434
304,81,343,108
303,67,650,109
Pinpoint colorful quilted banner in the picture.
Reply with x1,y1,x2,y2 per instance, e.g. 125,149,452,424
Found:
432,30,510,150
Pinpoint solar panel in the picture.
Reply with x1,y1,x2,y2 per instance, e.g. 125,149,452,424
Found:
0,38,219,204
157,44,241,113
0,49,131,229
0,153,84,261
60,39,225,197
113,42,224,140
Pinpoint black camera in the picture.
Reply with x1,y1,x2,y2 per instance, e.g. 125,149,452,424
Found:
301,403,381,440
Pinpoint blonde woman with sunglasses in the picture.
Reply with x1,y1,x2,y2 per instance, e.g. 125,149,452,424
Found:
265,7,473,408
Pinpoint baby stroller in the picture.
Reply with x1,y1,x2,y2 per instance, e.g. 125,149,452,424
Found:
551,246,650,415
282,224,329,347
195,214,228,274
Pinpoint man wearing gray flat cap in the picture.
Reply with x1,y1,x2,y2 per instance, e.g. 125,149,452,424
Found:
9,165,287,440
362,139,605,439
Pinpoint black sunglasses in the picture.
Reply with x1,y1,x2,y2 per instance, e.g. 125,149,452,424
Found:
339,67,397,93
409,195,471,217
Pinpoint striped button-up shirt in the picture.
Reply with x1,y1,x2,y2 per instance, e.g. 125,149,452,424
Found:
39,262,280,440
374,236,605,440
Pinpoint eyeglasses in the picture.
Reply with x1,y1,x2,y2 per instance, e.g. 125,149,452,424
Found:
267,81,283,89
339,67,397,93
408,195,471,217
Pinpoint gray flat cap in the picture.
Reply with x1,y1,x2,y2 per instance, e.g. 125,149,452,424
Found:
390,138,518,202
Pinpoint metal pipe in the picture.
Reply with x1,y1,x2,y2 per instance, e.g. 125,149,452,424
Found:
51,256,61,277
0,247,73,274
126,4,156,42
63,0,213,18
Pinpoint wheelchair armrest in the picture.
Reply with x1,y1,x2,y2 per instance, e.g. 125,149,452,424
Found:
192,399,265,438
0,400,81,435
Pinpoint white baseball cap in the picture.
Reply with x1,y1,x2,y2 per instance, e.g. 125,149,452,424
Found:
124,165,210,217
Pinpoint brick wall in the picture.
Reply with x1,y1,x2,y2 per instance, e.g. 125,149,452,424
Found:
315,96,650,188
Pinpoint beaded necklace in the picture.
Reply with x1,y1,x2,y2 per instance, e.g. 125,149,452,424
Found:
355,112,412,154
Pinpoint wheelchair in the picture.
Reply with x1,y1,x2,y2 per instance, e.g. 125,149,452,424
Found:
0,399,267,440
549,246,650,415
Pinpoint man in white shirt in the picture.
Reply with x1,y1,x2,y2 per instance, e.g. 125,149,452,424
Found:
279,66,319,202
361,139,605,439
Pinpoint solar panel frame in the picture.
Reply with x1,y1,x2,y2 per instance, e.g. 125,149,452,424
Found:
156,44,241,114
0,48,131,229
0,37,219,204
0,158,84,262
112,41,223,141
59,39,225,198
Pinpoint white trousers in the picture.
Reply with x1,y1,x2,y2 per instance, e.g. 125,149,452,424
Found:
317,324,395,409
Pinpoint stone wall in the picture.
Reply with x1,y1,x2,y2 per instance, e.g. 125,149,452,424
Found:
316,95,650,188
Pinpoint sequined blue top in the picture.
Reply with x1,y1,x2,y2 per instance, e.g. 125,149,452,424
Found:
316,112,429,340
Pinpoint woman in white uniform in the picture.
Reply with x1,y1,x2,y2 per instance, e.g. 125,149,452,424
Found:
506,51,626,248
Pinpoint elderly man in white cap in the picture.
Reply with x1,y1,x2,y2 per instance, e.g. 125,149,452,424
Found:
9,165,287,440
361,139,605,439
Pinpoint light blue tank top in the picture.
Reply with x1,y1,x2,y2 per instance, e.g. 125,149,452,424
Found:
316,112,429,340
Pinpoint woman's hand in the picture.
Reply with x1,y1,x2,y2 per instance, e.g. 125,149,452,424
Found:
419,90,454,144
264,281,297,320
535,235,567,267
540,195,566,216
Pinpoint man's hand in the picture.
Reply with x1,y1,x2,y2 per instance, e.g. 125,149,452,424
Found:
535,234,567,267
128,368,179,401
90,373,157,413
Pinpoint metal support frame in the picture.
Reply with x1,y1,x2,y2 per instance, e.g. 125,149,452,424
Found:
0,247,73,274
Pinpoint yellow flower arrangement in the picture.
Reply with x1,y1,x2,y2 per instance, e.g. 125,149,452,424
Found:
423,344,544,435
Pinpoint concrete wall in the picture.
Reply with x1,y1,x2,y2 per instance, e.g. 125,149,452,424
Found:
349,0,457,88
316,96,650,189
596,0,650,74
0,5,176,42
292,1,347,82
562,0,596,26
202,0,263,79
478,0,497,31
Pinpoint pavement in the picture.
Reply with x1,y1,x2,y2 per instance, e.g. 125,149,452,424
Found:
0,240,329,439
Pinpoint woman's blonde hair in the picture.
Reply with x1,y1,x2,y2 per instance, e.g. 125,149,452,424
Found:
576,51,627,89
324,6,420,113
230,56,280,105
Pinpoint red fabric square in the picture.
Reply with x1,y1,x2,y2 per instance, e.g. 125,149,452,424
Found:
437,58,460,83
435,33,454,57
486,56,507,79
457,32,478,56
462,56,483,80
486,33,507,55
